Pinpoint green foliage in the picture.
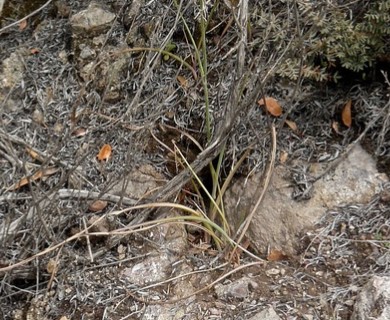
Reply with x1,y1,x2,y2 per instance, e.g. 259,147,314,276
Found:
254,0,390,81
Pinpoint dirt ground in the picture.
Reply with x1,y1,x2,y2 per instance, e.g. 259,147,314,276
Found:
1,1,389,319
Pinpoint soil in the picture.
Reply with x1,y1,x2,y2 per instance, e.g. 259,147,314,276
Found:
0,1,389,319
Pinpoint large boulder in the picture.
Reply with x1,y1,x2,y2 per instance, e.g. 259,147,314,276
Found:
351,276,390,320
224,144,387,254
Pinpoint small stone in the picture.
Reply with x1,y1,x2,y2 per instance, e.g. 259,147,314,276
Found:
248,306,281,320
209,308,222,316
58,50,68,64
70,2,116,36
55,0,71,17
13,310,24,320
88,215,110,233
122,253,173,286
32,109,45,125
214,277,256,300
53,122,64,135
79,45,96,59
266,268,280,276
344,300,355,306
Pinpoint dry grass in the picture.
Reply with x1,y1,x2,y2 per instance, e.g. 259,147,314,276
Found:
0,0,389,319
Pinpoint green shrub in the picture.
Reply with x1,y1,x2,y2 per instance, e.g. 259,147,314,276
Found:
253,0,390,81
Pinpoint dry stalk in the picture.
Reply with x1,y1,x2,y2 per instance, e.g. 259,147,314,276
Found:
230,124,277,256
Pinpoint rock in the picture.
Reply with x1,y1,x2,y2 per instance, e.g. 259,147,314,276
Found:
142,305,186,320
149,211,188,254
313,144,387,207
69,2,132,101
111,164,165,200
224,144,387,254
124,0,144,28
24,295,49,320
55,0,71,18
265,268,280,276
88,215,111,233
78,46,132,101
121,252,173,286
0,49,27,89
214,277,258,299
79,44,96,60
248,306,280,320
351,276,390,320
70,2,115,36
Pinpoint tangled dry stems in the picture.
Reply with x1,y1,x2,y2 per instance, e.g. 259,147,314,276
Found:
0,0,389,318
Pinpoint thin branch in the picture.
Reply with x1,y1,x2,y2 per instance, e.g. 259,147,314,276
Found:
231,124,277,254
0,0,53,33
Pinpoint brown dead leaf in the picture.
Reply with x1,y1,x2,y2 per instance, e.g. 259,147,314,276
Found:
342,100,352,128
88,200,108,212
26,147,44,162
19,19,28,30
97,144,112,161
177,75,188,89
8,167,59,191
280,150,288,164
257,97,282,117
13,171,44,190
46,259,58,274
267,249,288,261
285,119,298,131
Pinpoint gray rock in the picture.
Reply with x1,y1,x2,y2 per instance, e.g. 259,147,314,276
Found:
149,211,188,254
142,305,186,320
111,164,165,200
314,144,386,207
351,276,390,320
224,144,387,254
78,45,132,101
248,306,280,320
1,49,26,89
70,2,115,36
121,252,173,286
79,44,96,60
69,2,131,101
215,277,258,299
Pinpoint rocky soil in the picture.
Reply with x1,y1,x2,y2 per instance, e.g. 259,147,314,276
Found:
1,1,389,319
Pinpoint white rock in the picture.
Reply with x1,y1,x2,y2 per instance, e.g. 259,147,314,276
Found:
121,252,173,286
